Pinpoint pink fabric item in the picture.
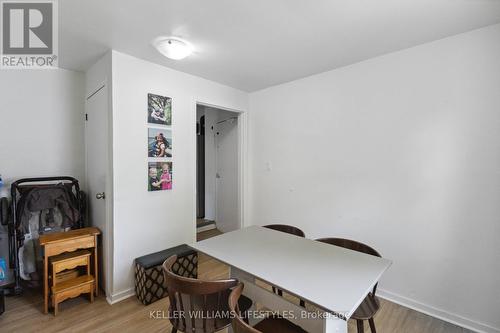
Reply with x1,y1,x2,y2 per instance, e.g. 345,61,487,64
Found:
161,171,172,190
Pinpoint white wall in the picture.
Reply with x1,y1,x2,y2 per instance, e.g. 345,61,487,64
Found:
249,24,500,333
0,69,85,197
110,51,248,299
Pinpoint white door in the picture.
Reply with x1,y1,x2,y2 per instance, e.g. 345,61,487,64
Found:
85,85,109,296
215,117,239,232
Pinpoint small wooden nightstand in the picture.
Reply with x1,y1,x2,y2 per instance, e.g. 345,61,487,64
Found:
39,227,100,315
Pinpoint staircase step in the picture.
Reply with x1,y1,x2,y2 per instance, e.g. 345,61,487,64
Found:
197,220,216,232
52,275,94,294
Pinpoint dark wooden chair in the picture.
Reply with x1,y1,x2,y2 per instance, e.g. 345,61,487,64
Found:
316,238,382,333
229,282,307,333
263,224,305,237
263,224,306,307
163,255,252,333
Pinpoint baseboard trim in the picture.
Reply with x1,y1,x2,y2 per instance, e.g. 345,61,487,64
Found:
106,288,135,305
377,289,500,333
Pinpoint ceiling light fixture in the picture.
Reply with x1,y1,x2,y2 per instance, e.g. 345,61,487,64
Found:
152,36,193,60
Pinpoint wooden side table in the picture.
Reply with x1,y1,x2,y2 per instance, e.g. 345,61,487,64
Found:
39,227,101,314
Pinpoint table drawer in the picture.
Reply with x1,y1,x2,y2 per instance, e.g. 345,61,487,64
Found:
46,236,95,257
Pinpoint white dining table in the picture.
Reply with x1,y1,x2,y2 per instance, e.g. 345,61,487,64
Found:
190,226,392,333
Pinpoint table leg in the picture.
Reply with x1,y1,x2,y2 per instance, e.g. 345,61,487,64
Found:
94,235,99,296
90,283,95,303
44,251,48,314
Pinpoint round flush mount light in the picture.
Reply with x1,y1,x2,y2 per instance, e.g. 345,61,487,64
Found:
152,36,193,60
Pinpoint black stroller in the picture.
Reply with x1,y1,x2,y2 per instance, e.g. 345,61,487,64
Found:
5,177,86,295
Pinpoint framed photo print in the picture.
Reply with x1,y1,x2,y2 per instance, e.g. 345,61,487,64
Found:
148,93,172,126
148,127,172,158
148,161,173,191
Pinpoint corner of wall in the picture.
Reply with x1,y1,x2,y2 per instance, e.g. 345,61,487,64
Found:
106,288,135,305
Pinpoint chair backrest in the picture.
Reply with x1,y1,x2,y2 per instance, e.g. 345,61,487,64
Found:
163,255,238,333
316,238,382,295
229,283,262,333
263,224,305,237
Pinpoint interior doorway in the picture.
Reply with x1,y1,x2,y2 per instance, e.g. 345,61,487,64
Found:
196,104,241,234
85,83,111,298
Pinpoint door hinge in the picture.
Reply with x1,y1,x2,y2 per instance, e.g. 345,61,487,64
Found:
85,113,88,121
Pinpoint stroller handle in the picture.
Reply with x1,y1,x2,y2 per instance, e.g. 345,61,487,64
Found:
11,176,79,188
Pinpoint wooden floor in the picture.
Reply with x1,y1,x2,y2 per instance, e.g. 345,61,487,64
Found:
197,227,223,241
0,230,470,333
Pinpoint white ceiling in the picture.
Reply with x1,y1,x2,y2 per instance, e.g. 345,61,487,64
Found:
60,0,500,92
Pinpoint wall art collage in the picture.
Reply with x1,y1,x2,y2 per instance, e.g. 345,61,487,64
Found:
147,93,173,191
